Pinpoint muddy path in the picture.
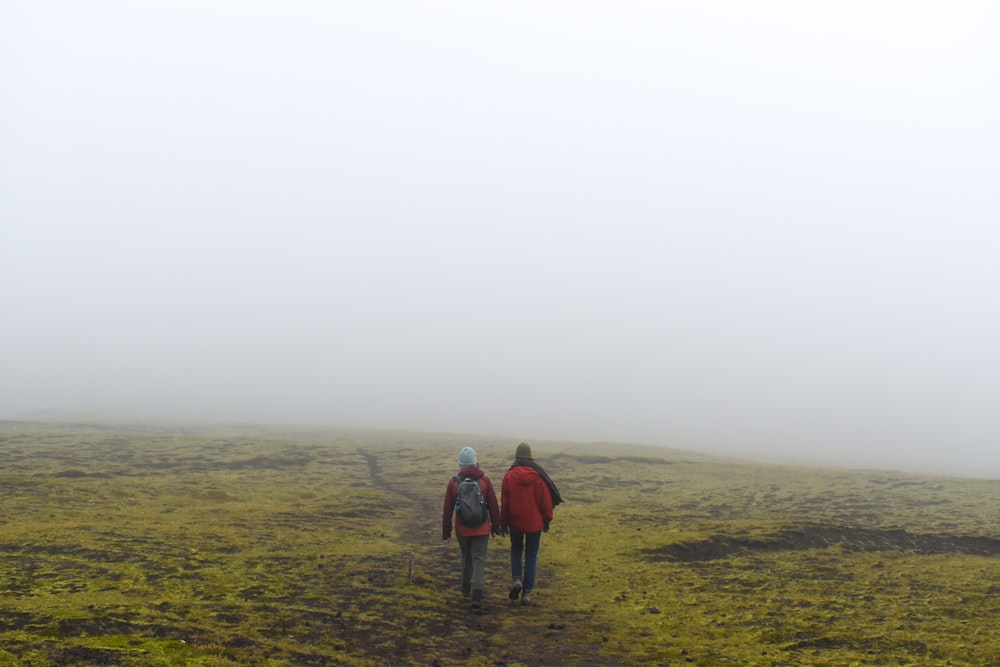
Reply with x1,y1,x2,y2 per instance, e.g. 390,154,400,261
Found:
356,447,616,666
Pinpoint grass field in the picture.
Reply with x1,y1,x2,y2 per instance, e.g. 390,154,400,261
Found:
2,420,999,666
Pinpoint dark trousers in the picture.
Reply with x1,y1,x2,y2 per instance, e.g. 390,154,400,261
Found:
457,534,489,592
509,529,541,593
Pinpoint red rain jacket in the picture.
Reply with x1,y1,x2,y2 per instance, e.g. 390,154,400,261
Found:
500,464,554,533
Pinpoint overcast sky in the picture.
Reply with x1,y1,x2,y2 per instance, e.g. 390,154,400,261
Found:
3,2,998,475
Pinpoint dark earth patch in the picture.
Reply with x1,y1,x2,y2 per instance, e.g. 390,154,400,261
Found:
53,469,113,478
552,453,673,466
215,455,314,470
44,645,124,666
644,524,1000,562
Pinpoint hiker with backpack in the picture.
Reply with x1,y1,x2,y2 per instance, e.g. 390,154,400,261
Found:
500,442,562,606
442,446,500,609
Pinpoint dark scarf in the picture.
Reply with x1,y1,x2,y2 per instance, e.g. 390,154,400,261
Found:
511,458,564,506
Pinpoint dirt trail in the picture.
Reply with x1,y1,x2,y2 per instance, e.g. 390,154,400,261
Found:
358,447,439,543
356,448,616,666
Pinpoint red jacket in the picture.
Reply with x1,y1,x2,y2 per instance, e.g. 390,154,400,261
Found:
501,464,554,533
442,466,501,539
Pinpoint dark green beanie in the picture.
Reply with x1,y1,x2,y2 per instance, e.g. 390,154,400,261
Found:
515,442,532,459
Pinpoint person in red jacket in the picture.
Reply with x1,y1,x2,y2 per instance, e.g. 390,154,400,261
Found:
442,446,500,609
500,442,560,605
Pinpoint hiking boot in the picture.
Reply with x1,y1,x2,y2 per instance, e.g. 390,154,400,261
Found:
521,591,532,605
471,589,483,609
509,578,522,600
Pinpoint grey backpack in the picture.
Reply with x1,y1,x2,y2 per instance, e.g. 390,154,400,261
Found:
454,476,488,527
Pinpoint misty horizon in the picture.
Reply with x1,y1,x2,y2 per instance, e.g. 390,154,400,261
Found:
1,407,995,481
3,3,998,478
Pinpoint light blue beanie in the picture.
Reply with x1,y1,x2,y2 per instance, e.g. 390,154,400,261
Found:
458,447,478,468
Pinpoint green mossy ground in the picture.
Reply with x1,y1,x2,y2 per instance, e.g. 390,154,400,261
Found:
2,421,999,665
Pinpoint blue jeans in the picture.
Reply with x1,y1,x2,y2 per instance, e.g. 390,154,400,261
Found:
509,529,541,593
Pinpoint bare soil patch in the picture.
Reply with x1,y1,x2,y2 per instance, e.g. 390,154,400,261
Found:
644,523,1000,562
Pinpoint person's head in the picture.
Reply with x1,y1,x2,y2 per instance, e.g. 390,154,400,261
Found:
458,446,478,468
515,442,532,460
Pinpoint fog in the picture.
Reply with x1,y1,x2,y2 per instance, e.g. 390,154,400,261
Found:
3,2,998,476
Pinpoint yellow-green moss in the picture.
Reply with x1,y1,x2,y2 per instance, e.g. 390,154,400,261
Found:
2,422,1000,665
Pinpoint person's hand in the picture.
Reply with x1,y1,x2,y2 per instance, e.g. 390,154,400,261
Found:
543,522,550,533
499,528,508,538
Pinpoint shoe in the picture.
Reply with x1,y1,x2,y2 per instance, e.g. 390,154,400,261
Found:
509,578,522,600
471,589,483,609
521,591,532,605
